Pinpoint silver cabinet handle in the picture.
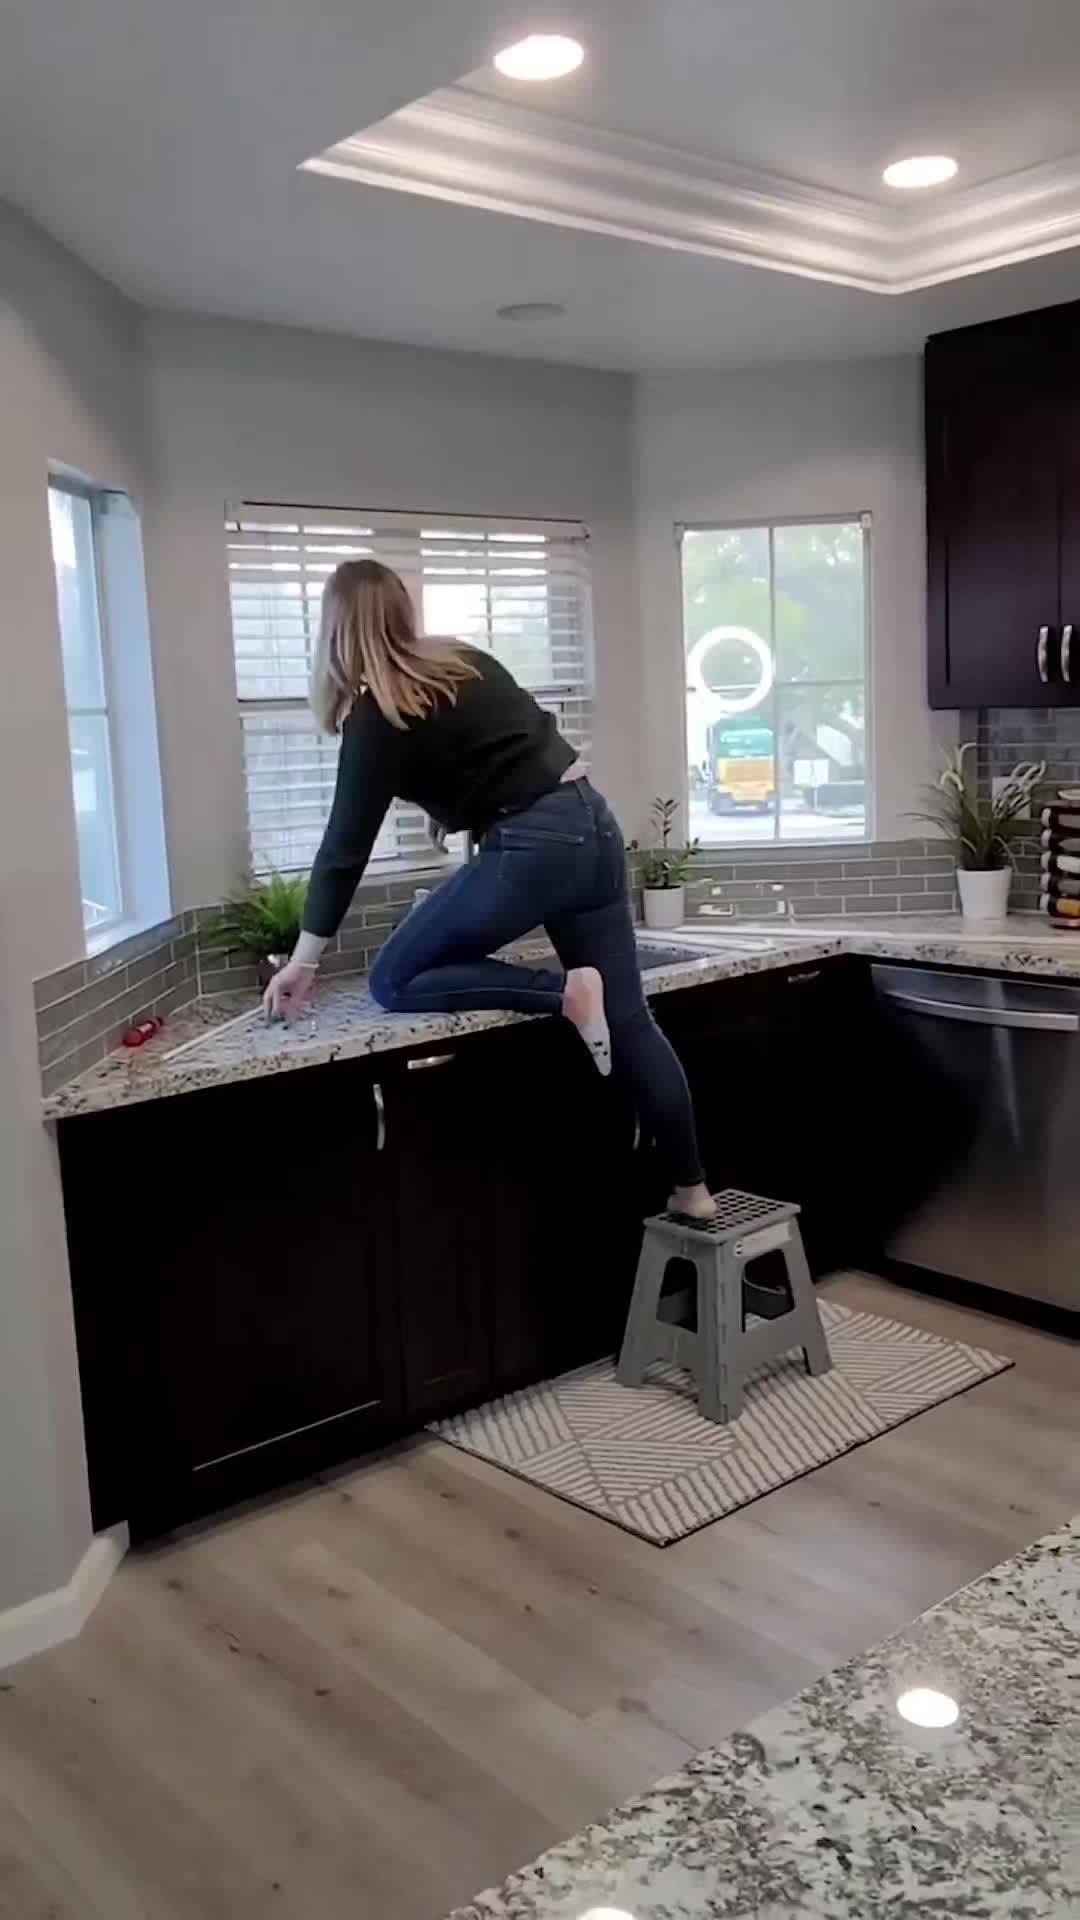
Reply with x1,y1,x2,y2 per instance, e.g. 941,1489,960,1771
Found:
1064,624,1073,684
632,1107,641,1152
882,988,1078,1032
407,1052,455,1070
1037,625,1051,683
373,1080,385,1150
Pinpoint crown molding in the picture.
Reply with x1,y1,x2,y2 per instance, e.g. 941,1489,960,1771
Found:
302,86,1080,296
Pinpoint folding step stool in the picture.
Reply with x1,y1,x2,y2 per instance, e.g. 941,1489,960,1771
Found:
616,1189,832,1425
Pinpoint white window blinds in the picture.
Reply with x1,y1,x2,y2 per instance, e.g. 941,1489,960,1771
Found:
227,504,593,875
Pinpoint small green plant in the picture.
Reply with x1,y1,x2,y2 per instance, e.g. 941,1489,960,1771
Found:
639,797,701,890
910,745,1044,871
208,872,309,960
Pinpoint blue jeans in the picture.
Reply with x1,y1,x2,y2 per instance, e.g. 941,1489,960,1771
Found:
370,779,704,1186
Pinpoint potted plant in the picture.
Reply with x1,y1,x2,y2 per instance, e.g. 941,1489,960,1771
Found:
207,872,310,989
912,745,1044,923
639,797,700,931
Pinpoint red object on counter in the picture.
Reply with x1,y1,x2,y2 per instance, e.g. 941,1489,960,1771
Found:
122,1016,164,1049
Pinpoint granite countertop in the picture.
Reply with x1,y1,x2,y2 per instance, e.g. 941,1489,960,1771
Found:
41,933,841,1120
447,1515,1080,1919
43,912,1080,1121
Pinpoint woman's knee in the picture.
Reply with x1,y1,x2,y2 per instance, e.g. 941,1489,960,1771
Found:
369,946,408,1011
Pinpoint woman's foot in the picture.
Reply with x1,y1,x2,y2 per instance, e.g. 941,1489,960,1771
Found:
668,1182,717,1223
562,965,611,1076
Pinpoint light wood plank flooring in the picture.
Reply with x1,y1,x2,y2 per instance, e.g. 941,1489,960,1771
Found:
1,1273,1077,1920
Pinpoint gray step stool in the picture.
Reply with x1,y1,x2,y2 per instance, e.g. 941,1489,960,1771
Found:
617,1189,831,1425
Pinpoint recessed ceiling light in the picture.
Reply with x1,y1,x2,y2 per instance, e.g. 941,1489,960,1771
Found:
896,1687,959,1728
493,34,585,81
882,155,958,190
497,301,567,321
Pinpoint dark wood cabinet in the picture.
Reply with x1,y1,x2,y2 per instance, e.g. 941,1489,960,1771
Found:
477,1021,645,1391
61,1062,403,1537
655,959,882,1273
926,301,1080,708
381,1044,493,1419
58,1018,648,1538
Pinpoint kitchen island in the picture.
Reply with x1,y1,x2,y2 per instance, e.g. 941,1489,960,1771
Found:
447,1513,1080,1918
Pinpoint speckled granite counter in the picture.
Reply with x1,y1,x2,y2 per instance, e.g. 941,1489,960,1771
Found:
43,912,1080,1121
42,935,841,1120
448,1515,1080,1919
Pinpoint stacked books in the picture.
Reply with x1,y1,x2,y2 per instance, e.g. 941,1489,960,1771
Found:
1040,789,1080,926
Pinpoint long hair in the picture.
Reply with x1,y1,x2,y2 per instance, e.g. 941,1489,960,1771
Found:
311,558,479,733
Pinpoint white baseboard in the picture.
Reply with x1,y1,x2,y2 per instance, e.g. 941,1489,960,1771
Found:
0,1523,128,1672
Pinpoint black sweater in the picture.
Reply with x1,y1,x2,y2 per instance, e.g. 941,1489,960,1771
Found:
303,649,576,937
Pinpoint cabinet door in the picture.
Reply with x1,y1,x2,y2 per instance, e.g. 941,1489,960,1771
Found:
927,328,1062,708
1055,315,1080,693
157,1062,401,1522
479,1022,646,1392
382,1046,492,1419
655,961,878,1274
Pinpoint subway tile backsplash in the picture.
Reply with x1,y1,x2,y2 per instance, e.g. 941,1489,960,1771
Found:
35,914,200,1097
977,707,1080,909
676,838,957,922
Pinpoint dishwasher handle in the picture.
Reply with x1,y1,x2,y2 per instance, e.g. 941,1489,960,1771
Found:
881,987,1079,1033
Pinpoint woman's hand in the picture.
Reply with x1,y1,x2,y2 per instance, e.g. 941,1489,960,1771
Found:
263,959,318,1023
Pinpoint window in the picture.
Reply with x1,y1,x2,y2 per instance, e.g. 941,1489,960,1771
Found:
48,483,124,933
680,517,869,846
226,504,593,874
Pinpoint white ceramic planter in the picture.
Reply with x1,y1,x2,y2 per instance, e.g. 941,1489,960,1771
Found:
643,884,685,930
956,866,1011,923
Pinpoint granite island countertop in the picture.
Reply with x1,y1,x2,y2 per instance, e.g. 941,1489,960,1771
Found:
447,1514,1080,1919
43,911,1080,1121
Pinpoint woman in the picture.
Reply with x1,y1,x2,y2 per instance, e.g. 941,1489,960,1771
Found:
266,559,714,1222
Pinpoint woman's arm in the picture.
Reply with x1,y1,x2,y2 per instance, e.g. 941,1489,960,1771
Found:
302,702,398,940
265,705,397,1018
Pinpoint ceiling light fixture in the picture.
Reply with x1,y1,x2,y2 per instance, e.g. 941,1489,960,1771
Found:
493,34,585,81
497,300,566,321
882,154,958,190
896,1687,960,1729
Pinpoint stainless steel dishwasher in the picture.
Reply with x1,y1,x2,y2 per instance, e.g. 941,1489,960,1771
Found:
873,964,1080,1310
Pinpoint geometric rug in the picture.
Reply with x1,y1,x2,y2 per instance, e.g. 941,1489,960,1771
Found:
428,1297,1012,1545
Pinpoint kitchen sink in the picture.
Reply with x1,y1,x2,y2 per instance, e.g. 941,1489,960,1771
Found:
632,939,719,969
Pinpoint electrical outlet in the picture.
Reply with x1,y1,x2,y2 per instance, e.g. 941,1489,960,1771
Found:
993,775,1032,820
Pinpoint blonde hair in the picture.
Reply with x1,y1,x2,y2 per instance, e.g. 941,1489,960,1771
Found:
312,558,479,733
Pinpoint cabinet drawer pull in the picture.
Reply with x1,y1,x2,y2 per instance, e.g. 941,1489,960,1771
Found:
407,1052,455,1070
787,969,822,986
1064,624,1073,684
373,1080,386,1150
1037,625,1051,683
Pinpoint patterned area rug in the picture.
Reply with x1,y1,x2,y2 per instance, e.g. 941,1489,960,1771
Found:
429,1298,1012,1545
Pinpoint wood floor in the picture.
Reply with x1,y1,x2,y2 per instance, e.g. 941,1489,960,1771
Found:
1,1272,1077,1920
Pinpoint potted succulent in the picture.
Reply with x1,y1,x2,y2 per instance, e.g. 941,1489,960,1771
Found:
638,797,700,931
912,745,1044,923
208,872,309,989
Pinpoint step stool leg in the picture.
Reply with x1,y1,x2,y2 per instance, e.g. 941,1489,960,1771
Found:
784,1231,832,1378
616,1235,669,1387
697,1245,743,1425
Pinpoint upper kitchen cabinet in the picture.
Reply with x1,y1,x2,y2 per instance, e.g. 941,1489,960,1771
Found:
926,303,1080,708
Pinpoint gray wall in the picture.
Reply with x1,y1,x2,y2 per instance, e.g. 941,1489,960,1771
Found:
142,314,644,906
0,202,147,1611
632,357,952,838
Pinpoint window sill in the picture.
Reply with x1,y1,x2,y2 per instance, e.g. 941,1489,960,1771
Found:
85,911,174,960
